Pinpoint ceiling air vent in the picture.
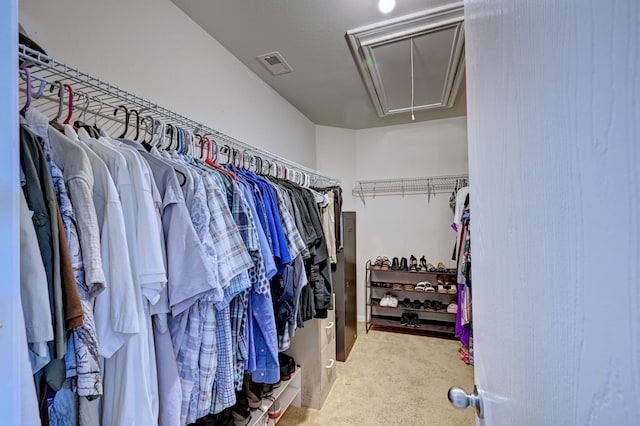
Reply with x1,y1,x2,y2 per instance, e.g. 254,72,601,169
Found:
257,51,293,76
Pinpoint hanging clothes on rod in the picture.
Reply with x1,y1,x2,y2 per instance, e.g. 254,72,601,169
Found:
16,45,341,426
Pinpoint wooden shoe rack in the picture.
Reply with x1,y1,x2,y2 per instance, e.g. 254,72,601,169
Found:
365,260,457,337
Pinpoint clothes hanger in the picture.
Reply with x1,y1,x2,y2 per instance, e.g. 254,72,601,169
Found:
182,129,189,155
204,142,237,181
172,126,181,152
92,97,104,134
183,128,191,156
19,67,32,116
177,127,185,154
149,118,164,148
242,150,253,171
191,131,199,158
231,148,242,168
50,81,65,123
73,93,98,137
255,156,263,174
80,94,90,124
141,116,154,148
195,134,206,160
174,127,181,153
129,109,141,141
184,129,192,156
113,105,129,138
203,135,218,163
219,145,230,165
189,131,197,157
61,83,74,125
72,91,86,123
32,75,48,99
164,123,174,150
153,119,164,147
140,116,150,143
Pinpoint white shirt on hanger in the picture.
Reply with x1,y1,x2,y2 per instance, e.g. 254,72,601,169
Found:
84,133,162,426
70,127,140,358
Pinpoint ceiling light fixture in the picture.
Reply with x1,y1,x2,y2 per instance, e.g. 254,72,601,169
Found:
378,0,395,14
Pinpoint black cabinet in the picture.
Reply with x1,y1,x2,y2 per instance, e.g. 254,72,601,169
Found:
333,211,357,362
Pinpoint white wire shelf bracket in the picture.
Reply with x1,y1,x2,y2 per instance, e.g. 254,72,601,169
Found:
17,44,340,188
352,174,469,204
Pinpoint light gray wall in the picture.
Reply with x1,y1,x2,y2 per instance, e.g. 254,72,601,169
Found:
19,0,317,168
316,117,469,321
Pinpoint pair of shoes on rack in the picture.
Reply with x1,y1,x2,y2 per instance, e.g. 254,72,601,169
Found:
409,255,418,272
242,375,263,410
427,261,448,272
409,255,430,272
401,312,421,327
372,256,391,270
393,255,429,272
423,300,444,310
390,256,411,271
401,298,423,309
279,353,296,381
380,293,398,307
415,281,436,292
231,391,252,426
447,300,458,314
437,276,458,294
195,410,236,426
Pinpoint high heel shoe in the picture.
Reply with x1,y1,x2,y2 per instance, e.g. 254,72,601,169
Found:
409,255,418,272
390,257,400,270
400,257,408,271
418,256,428,272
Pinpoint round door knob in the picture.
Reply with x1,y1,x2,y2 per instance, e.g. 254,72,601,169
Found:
448,385,484,418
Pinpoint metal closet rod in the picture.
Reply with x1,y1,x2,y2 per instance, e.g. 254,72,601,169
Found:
352,174,469,199
18,43,340,188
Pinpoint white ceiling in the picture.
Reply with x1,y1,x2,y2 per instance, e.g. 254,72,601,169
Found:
171,0,466,129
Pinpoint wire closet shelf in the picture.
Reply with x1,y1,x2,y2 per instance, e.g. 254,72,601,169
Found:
17,43,340,188
352,174,469,203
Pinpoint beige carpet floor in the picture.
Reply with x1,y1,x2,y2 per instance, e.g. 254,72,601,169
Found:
278,324,475,426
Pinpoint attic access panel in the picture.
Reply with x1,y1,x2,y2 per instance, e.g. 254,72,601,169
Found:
346,3,465,118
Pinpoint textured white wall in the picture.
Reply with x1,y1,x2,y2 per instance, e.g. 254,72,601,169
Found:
466,0,640,423
19,0,316,168
317,117,469,321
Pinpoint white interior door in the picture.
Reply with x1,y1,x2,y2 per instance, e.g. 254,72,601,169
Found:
462,0,640,424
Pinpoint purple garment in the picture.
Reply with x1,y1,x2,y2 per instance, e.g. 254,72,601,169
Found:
455,283,471,347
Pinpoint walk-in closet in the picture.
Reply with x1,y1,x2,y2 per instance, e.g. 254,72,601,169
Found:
3,0,638,425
